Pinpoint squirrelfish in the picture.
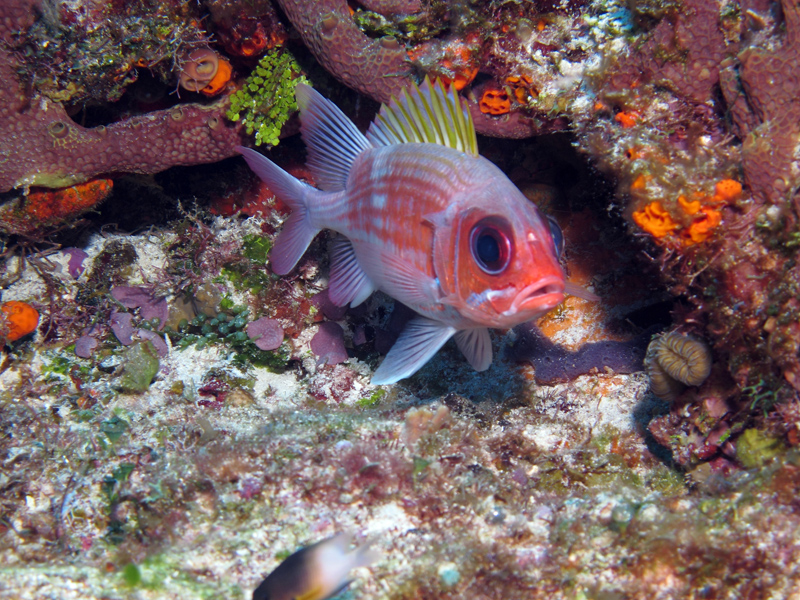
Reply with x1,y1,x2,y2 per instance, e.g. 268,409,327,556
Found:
239,78,579,384
252,533,377,600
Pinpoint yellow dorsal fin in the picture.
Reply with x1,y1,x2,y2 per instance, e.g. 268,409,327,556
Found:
366,77,478,156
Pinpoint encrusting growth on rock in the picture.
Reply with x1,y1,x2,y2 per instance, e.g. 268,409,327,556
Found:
0,0,244,194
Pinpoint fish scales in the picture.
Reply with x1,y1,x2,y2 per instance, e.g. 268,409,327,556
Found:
334,144,474,273
238,78,576,384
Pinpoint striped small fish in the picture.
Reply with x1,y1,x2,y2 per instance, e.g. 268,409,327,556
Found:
239,78,583,384
252,533,376,600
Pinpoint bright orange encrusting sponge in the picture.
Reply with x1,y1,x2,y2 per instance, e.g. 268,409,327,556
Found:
614,111,638,128
25,179,113,223
0,178,115,235
1,301,39,342
201,57,232,97
677,194,702,215
632,201,678,238
683,208,722,244
712,179,742,203
479,89,511,115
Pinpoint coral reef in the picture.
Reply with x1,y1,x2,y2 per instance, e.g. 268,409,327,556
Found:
567,0,800,466
1,213,800,597
3,0,800,597
274,0,584,137
0,0,243,197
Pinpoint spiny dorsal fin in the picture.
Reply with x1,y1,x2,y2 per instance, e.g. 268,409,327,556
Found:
296,83,372,192
366,77,478,156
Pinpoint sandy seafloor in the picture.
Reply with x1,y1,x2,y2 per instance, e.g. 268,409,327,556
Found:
1,214,800,600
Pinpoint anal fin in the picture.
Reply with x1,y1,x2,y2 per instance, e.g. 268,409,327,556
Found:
454,328,492,371
371,317,456,385
329,236,376,307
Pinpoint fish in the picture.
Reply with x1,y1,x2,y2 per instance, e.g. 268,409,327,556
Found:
252,533,377,600
239,78,589,384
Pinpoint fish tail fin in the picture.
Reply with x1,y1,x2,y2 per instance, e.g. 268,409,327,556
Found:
238,146,319,275
351,537,382,569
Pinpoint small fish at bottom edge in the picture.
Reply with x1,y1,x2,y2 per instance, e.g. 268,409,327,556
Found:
252,533,378,600
239,77,595,385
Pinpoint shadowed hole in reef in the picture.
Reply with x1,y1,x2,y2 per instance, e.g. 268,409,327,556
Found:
632,393,675,467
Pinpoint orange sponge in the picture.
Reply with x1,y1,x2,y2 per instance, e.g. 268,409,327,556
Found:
1,301,39,342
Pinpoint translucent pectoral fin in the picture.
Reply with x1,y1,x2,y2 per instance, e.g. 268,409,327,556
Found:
371,317,456,385
356,247,440,307
454,328,493,371
328,236,376,307
564,281,600,302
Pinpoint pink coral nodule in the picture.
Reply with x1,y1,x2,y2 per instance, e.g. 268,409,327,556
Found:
246,317,284,351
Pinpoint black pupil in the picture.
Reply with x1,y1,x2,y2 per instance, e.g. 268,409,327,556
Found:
470,218,511,274
476,233,500,265
548,217,564,258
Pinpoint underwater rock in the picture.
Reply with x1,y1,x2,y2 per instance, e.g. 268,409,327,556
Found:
117,340,160,393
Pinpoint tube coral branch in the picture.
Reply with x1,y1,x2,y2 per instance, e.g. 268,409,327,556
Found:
273,0,568,138
0,0,245,193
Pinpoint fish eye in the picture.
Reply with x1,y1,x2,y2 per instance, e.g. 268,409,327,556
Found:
470,217,512,275
547,216,564,258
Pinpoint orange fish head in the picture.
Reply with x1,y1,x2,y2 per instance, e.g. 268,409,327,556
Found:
433,196,566,328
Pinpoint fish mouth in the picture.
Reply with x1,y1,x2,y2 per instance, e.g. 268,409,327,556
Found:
510,278,565,315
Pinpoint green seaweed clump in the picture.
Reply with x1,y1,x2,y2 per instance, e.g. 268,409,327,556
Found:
226,49,307,147
171,304,289,372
